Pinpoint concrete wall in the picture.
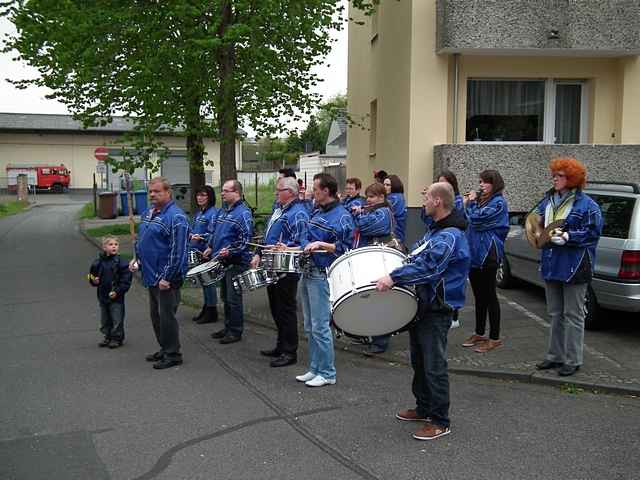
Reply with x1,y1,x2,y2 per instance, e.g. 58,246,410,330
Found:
434,143,640,211
0,132,240,189
437,0,640,54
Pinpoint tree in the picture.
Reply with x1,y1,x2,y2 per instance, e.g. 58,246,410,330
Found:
317,93,347,148
1,1,378,197
300,116,325,153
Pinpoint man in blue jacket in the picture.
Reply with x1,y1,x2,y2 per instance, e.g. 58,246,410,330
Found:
251,176,309,367
131,177,189,370
376,182,470,441
204,180,253,344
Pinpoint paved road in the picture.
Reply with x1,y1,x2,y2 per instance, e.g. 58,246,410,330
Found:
1,204,639,480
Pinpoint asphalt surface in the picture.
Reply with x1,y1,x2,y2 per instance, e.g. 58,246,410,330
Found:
2,204,640,480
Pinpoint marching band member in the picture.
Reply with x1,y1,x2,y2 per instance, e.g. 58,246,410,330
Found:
203,180,253,344
296,173,354,387
535,157,602,377
341,177,365,212
351,182,394,354
383,174,407,244
376,182,470,441
462,170,509,353
190,185,220,324
250,176,310,367
130,177,189,370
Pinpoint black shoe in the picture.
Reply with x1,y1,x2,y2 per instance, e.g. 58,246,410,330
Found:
152,357,183,370
270,353,297,367
195,306,218,324
211,329,226,339
98,338,110,348
219,335,241,345
558,365,580,377
145,351,163,362
108,340,123,349
260,348,281,358
535,360,564,370
192,306,206,322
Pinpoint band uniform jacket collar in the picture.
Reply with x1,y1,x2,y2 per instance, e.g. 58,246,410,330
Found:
318,199,339,213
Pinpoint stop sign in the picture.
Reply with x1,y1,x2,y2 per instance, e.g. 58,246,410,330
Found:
94,147,109,161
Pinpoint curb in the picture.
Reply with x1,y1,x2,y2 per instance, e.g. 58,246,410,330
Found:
78,221,640,399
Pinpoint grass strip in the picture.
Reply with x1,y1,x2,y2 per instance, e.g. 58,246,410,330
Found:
0,200,29,218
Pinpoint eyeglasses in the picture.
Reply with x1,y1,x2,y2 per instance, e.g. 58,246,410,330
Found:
276,188,289,192
221,189,235,193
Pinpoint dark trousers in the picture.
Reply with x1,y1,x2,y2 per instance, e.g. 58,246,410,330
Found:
99,302,125,342
220,264,246,338
148,286,181,359
266,274,299,355
410,311,452,428
469,266,501,340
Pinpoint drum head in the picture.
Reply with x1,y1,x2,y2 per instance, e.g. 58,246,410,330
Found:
332,286,417,337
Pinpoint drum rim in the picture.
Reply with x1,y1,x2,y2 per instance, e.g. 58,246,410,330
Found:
187,259,220,275
331,284,415,308
327,245,407,275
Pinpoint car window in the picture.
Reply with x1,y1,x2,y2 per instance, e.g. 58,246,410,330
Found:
589,194,636,239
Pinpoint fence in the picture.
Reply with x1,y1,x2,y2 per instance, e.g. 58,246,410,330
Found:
0,177,37,204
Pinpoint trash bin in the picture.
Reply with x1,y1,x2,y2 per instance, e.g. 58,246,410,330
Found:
119,191,131,216
134,190,148,215
98,192,117,219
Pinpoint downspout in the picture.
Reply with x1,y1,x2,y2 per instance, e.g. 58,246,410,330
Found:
452,53,460,144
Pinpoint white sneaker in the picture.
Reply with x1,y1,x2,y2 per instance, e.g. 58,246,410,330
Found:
305,375,336,387
296,372,316,382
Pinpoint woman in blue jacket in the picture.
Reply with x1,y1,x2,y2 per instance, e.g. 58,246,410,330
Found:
462,170,509,353
534,157,602,377
383,174,407,244
190,185,220,324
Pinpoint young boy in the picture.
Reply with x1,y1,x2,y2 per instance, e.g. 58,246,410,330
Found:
89,236,133,348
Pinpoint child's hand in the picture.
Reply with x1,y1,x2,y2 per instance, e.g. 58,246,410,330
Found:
109,291,117,299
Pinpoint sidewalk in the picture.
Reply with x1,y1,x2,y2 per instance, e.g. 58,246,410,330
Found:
79,217,640,396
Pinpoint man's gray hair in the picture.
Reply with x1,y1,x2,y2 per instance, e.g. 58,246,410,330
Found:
429,182,454,211
278,176,298,194
224,179,243,195
149,176,171,191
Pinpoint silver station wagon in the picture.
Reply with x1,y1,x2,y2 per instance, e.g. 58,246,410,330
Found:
497,182,640,329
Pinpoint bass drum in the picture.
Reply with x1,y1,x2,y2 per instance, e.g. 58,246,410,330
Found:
327,245,417,337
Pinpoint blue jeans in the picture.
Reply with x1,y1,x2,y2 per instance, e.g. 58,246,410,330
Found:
202,284,217,307
298,268,336,379
220,264,246,337
409,311,452,428
99,301,125,342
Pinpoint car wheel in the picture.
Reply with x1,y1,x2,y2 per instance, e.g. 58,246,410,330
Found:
496,257,514,289
584,285,602,330
52,183,63,193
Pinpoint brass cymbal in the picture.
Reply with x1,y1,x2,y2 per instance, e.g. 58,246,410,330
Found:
525,212,564,249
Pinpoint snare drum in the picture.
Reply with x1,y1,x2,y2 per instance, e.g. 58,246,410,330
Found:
186,260,226,287
233,268,281,293
328,245,417,337
261,249,303,273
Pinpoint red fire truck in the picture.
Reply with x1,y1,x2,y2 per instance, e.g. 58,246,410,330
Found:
6,164,71,193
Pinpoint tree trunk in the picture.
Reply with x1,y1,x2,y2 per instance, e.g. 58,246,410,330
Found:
217,0,238,182
187,131,206,213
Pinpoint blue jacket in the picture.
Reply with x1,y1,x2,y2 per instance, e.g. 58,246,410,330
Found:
422,194,465,228
300,200,354,270
190,206,219,252
264,199,310,246
537,190,602,283
465,193,509,268
354,204,393,248
390,209,470,312
208,199,254,266
136,200,190,288
387,192,407,242
89,254,132,304
342,195,365,213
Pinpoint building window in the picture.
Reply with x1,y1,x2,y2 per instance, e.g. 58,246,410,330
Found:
369,99,377,156
466,79,587,143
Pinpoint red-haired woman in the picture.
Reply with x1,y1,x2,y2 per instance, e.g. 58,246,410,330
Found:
535,157,602,377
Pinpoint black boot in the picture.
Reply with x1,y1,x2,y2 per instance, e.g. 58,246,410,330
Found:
195,306,218,324
192,305,206,322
